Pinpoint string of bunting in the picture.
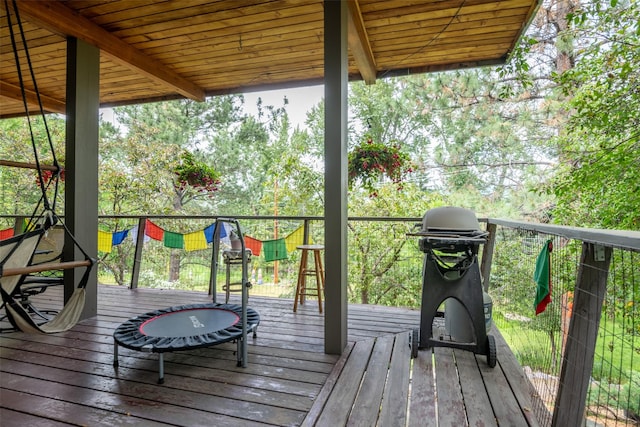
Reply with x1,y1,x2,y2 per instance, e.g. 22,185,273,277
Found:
93,219,310,262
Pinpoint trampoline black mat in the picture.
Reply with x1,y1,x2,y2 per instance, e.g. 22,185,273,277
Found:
113,303,260,353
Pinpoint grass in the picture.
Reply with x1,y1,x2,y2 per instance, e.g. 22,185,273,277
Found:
496,309,640,421
496,310,638,379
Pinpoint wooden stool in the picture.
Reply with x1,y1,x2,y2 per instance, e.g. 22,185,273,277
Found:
294,244,325,313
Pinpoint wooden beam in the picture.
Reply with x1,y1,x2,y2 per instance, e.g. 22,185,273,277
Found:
0,80,66,114
0,160,61,172
347,0,377,84
14,0,205,101
480,222,497,291
1,260,92,278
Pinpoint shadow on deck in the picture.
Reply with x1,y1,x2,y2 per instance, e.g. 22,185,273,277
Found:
1,285,542,426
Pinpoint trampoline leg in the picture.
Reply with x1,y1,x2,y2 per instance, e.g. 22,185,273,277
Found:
158,353,165,384
113,341,119,368
236,338,243,367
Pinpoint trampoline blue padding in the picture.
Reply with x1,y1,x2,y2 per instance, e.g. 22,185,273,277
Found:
113,303,260,353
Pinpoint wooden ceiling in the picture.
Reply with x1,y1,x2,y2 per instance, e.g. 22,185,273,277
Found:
0,0,540,118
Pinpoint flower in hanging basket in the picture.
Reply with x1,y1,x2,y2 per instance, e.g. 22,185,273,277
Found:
174,151,221,193
35,167,65,187
348,136,413,196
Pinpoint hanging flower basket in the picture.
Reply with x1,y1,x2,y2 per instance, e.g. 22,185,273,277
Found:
348,136,413,197
174,151,221,193
35,168,65,187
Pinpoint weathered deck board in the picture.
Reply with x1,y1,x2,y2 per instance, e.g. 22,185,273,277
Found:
303,330,542,427
1,285,542,426
348,334,394,425
408,347,436,427
455,348,498,427
378,332,410,427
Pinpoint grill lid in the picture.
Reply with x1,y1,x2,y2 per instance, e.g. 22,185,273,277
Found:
422,206,480,232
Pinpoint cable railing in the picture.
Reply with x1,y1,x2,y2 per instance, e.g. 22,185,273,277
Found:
486,219,640,427
1,214,638,426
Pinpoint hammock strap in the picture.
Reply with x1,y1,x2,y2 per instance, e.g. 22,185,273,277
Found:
4,0,61,211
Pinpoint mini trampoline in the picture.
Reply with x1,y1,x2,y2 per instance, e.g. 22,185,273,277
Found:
113,218,259,384
113,303,259,383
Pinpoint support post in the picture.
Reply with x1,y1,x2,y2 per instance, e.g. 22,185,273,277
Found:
323,0,349,354
130,217,146,289
480,222,497,291
552,243,611,426
64,37,99,319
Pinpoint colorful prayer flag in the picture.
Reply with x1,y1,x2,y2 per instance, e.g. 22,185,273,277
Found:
285,226,308,253
112,229,129,246
0,227,14,240
262,238,288,262
204,222,226,243
244,235,262,256
184,230,208,251
221,222,232,247
97,230,113,253
163,231,184,249
534,239,553,315
145,219,164,241
130,225,151,244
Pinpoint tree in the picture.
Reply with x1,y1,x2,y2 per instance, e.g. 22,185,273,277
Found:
548,0,640,230
0,114,67,216
98,96,259,283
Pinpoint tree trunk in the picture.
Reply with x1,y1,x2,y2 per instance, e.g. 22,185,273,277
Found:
169,250,180,282
168,194,184,282
555,0,578,74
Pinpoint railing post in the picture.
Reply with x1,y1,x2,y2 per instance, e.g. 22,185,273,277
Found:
13,216,26,234
552,242,611,426
303,219,310,245
130,217,146,289
480,222,497,291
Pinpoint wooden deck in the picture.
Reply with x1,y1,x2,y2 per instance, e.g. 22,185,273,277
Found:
1,285,542,426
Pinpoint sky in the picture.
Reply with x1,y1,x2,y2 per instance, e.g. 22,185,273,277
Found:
241,85,324,129
101,84,324,130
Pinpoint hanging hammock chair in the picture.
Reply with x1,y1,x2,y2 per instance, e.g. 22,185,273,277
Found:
0,0,95,334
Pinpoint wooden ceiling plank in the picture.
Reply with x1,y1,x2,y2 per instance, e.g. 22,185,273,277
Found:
367,8,532,37
86,0,274,29
156,36,325,67
107,2,322,41
0,80,65,114
14,0,205,101
363,0,528,32
127,19,322,55
371,23,526,50
368,15,529,41
378,43,515,66
347,0,377,84
360,0,532,20
122,11,323,50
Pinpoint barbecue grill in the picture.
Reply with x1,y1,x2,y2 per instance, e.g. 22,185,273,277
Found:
408,206,496,367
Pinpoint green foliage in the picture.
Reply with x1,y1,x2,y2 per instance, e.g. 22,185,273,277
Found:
0,115,66,214
548,0,640,230
587,371,640,421
496,312,559,371
347,184,444,305
99,96,252,215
